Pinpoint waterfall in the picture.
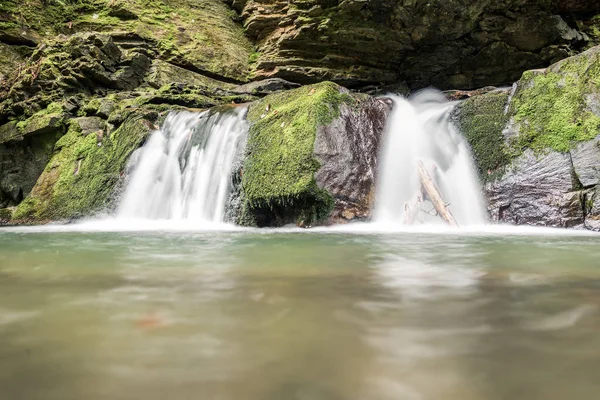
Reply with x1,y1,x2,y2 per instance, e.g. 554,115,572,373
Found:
374,90,487,226
117,107,248,223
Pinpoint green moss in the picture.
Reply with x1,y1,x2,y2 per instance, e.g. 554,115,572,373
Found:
1,0,253,81
510,50,600,153
240,82,356,226
456,91,511,180
13,110,152,220
0,208,13,221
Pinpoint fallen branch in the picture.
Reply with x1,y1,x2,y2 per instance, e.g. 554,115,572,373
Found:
417,160,458,227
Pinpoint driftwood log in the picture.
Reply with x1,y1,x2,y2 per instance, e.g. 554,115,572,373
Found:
417,160,458,227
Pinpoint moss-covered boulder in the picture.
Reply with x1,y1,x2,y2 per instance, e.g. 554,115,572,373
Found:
12,108,157,221
455,45,600,228
238,81,388,227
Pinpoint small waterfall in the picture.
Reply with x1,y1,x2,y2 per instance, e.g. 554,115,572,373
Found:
117,107,248,223
375,90,487,226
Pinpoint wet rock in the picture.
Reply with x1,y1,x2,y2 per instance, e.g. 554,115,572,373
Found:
570,135,600,187
585,187,600,230
314,97,388,224
239,82,386,227
486,150,584,227
455,46,600,229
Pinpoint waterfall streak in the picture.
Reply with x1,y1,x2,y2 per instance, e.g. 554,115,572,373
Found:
375,90,487,226
117,108,248,223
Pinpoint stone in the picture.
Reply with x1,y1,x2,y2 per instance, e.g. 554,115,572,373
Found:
233,78,301,96
314,97,388,224
485,150,584,227
238,82,386,227
21,114,65,136
570,135,600,187
237,0,597,90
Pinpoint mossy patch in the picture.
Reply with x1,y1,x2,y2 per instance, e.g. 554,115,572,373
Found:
455,91,511,181
509,49,600,153
0,0,252,81
240,81,355,226
13,110,153,220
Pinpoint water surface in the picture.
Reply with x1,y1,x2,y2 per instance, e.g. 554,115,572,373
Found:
1,226,599,400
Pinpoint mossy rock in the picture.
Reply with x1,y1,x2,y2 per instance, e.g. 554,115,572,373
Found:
239,81,358,227
454,90,511,181
509,46,600,153
456,45,600,182
13,109,155,221
0,0,252,81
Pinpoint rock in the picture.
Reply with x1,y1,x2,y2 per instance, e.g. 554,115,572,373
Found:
585,187,600,230
12,109,156,221
233,78,301,96
485,150,584,227
238,82,386,227
453,89,511,180
237,0,597,90
107,2,138,20
570,135,600,187
20,113,65,136
314,96,388,224
0,126,63,207
146,60,236,90
0,208,12,223
456,46,600,228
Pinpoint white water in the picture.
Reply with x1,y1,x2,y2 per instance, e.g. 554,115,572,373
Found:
375,90,487,226
117,107,248,223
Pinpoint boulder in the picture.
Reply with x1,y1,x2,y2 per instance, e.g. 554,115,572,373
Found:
455,45,600,228
12,109,156,221
238,82,388,227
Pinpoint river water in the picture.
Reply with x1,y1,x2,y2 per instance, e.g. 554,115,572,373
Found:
1,225,599,400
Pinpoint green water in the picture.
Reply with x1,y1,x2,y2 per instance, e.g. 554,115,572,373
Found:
1,228,600,400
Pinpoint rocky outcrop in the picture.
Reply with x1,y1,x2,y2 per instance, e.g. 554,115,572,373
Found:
12,108,157,221
235,0,599,90
0,0,253,83
238,82,388,227
455,45,600,229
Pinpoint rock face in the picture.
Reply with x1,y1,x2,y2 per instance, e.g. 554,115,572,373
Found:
235,0,599,90
238,82,388,227
314,96,389,223
455,45,600,229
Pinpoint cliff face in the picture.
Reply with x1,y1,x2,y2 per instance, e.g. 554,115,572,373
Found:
235,0,600,89
1,0,600,226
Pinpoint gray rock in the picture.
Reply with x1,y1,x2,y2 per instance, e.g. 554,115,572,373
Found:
486,150,584,227
314,98,389,223
570,135,600,187
73,117,106,136
233,78,301,96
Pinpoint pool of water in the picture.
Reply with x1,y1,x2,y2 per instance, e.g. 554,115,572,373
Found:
1,224,599,400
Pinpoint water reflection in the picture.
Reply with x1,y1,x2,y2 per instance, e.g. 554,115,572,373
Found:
0,231,599,399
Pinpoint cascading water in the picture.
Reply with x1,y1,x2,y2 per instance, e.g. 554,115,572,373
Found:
117,107,248,223
375,90,487,226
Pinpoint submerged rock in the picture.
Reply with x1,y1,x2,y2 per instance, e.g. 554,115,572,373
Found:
238,82,388,227
455,45,600,228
